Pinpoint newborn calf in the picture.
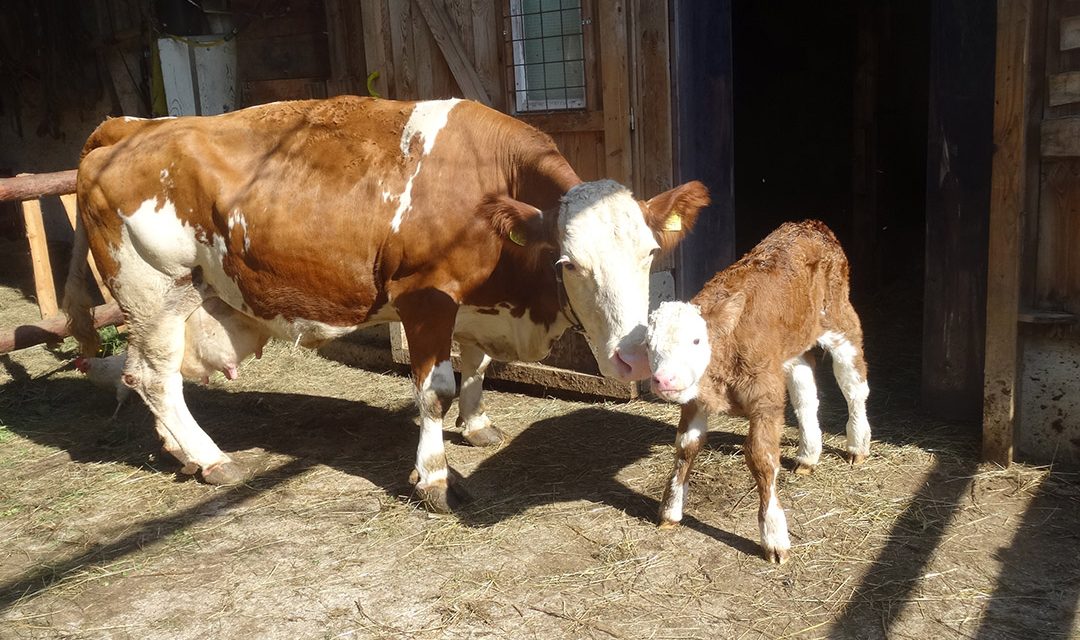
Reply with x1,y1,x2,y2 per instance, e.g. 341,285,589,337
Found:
646,220,870,563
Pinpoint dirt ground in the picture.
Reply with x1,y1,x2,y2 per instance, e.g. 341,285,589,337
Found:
1,261,1079,639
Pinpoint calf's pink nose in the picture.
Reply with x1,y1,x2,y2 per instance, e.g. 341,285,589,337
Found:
652,370,677,390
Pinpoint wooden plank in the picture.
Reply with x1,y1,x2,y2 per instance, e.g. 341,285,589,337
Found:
388,0,417,100
0,303,124,355
324,0,349,80
1041,116,1080,156
471,0,503,110
1034,159,1080,312
361,2,393,97
1060,14,1080,49
597,0,632,185
921,0,997,422
60,194,114,306
516,111,604,134
411,6,436,98
1048,71,1080,106
0,170,77,201
237,33,330,81
242,78,327,105
983,0,1036,467
21,199,59,318
106,47,147,116
414,0,494,105
632,0,673,198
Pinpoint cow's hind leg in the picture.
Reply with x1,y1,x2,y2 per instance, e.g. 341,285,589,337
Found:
819,314,871,463
784,352,821,473
456,342,506,447
123,279,241,484
397,291,466,513
659,400,708,528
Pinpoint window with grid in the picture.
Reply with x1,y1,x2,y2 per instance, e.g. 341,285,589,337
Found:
505,0,586,112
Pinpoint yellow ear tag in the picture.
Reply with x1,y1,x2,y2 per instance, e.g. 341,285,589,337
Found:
509,227,527,246
662,213,683,232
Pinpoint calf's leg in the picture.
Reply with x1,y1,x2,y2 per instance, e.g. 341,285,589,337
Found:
818,316,871,463
784,352,821,473
456,342,506,446
745,403,790,563
659,400,708,528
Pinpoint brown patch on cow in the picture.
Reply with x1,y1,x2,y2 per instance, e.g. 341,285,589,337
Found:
641,180,710,255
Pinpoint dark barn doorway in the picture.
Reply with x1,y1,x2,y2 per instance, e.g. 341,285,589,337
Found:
730,0,932,297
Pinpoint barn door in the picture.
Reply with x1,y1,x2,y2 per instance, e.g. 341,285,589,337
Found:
984,0,1080,465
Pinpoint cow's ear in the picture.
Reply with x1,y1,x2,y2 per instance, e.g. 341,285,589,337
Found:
714,291,745,335
642,181,710,254
478,194,556,266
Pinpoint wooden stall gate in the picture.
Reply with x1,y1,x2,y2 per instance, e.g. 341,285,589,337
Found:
0,171,122,354
985,0,1080,465
320,0,677,398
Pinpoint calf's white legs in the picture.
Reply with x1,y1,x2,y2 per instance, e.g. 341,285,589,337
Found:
784,353,821,473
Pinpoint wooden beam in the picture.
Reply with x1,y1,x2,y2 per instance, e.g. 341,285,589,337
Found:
0,303,123,355
0,170,77,201
983,0,1036,466
1041,116,1080,156
597,0,632,186
21,199,59,318
1060,14,1080,50
516,111,604,134
414,0,493,105
1048,71,1080,106
361,2,393,97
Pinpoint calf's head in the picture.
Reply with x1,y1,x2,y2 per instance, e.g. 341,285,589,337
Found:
646,301,714,403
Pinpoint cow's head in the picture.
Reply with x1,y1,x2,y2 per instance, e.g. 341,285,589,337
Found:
487,179,709,381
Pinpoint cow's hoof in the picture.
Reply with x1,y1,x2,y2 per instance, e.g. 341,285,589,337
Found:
847,452,868,465
763,544,790,564
658,519,680,530
415,482,469,513
463,425,506,447
200,461,245,485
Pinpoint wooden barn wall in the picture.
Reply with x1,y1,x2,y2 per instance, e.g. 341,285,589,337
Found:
921,0,996,422
234,0,330,105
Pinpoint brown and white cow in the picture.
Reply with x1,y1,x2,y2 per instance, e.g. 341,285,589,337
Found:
63,96,709,512
645,220,870,563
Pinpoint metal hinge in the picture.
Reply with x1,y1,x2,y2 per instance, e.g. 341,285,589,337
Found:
629,107,635,131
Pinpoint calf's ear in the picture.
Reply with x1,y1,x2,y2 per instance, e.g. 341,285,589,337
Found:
642,181,711,254
477,194,556,267
715,291,746,334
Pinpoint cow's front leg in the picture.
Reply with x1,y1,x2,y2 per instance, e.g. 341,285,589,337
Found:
397,292,465,513
456,342,506,446
746,403,791,563
659,400,708,528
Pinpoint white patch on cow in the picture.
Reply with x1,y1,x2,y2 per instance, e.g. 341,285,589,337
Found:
390,99,461,233
428,359,456,399
784,354,822,467
661,476,685,523
381,190,393,203
818,331,871,456
646,302,710,404
455,304,563,362
414,359,454,486
227,208,250,252
158,372,231,467
122,115,176,122
458,345,492,433
116,198,199,279
760,477,790,557
557,180,660,379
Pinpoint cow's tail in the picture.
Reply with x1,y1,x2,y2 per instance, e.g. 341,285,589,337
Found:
62,190,102,357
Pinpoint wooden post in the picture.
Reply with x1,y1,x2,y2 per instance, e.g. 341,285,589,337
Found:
21,198,59,318
597,0,633,187
0,302,123,355
983,0,1036,466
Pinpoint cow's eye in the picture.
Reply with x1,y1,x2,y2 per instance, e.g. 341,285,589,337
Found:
692,338,700,345
563,262,576,272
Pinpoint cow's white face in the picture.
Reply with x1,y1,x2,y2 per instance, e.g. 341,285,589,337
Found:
558,180,659,381
646,301,711,403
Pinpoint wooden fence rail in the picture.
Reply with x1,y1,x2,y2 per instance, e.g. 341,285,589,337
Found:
1,170,120,355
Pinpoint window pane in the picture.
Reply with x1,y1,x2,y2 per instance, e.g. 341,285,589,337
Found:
506,0,587,112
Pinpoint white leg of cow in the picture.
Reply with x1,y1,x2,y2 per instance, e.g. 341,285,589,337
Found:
123,282,239,484
785,353,821,473
659,400,708,528
456,342,506,447
819,331,871,463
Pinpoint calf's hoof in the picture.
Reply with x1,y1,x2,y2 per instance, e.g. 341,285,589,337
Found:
763,544,790,564
847,452,868,465
792,461,816,475
200,461,245,485
658,519,680,531
463,425,507,447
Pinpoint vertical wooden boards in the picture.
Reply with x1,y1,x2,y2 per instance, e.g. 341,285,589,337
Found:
670,0,735,298
983,0,1037,466
631,0,673,199
597,0,632,186
20,199,58,318
415,0,493,104
922,0,996,422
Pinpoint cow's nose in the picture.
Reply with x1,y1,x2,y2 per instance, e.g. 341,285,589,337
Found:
652,371,677,390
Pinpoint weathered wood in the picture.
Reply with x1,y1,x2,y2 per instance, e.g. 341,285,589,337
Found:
632,0,673,198
0,170,77,201
1035,159,1080,312
414,0,493,105
106,47,147,116
516,111,604,134
1041,115,1080,156
597,0,632,186
0,303,123,355
1060,14,1080,49
851,3,881,292
1048,71,1080,105
922,0,996,422
387,0,417,100
21,199,59,319
984,0,1036,467
237,32,330,82
361,2,393,98
471,0,502,110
